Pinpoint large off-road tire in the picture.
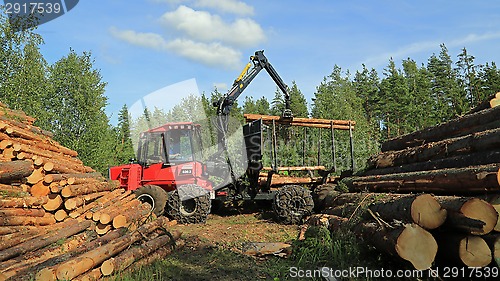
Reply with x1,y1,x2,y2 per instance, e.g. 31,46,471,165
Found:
273,185,314,225
167,184,211,224
134,185,168,216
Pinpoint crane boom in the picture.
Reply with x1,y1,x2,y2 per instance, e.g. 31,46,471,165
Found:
214,50,293,119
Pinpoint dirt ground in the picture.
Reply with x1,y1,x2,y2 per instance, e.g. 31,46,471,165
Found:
163,203,303,281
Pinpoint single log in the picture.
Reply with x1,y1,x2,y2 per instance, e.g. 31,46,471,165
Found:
0,213,56,226
26,168,45,185
371,128,500,169
0,208,45,217
343,164,500,194
49,172,103,182
61,181,115,198
258,175,335,186
100,231,180,276
0,139,12,149
0,160,33,183
0,230,44,251
244,113,356,126
436,234,492,267
1,147,15,160
54,209,68,222
0,219,90,262
52,217,169,281
42,194,63,211
0,196,48,208
261,165,326,171
0,225,37,235
30,181,50,197
327,215,437,270
323,193,447,230
13,142,85,168
436,196,498,235
64,191,110,210
363,149,500,176
381,106,500,152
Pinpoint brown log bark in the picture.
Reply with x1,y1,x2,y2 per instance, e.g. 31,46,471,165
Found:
68,189,126,219
0,208,45,217
100,231,180,276
72,268,102,281
99,198,140,225
381,106,500,152
12,142,85,168
326,215,437,270
51,217,169,281
0,219,91,262
324,193,447,230
49,172,104,182
0,160,33,183
0,196,48,208
371,128,500,169
42,194,63,211
343,164,500,195
112,202,152,229
124,239,185,273
64,191,110,210
436,196,498,235
61,181,116,198
363,150,500,176
0,225,37,235
0,231,90,281
92,193,136,222
436,234,492,267
0,213,56,226
244,113,356,125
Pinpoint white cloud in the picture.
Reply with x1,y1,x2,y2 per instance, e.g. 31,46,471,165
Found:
213,82,228,91
362,32,500,67
160,5,265,47
109,27,242,69
194,0,254,16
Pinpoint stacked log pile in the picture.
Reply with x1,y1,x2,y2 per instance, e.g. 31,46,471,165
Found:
0,103,179,280
307,95,500,273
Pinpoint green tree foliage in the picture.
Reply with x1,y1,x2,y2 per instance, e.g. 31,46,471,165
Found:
312,66,379,171
114,104,135,163
46,50,115,174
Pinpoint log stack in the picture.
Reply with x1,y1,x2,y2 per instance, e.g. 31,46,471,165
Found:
306,94,500,272
0,103,179,280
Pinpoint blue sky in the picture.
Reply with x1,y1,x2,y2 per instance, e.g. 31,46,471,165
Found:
35,0,500,123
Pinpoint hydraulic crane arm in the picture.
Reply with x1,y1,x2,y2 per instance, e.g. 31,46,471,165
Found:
214,50,293,119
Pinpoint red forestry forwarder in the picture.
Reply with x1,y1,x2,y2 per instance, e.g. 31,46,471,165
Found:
110,50,354,224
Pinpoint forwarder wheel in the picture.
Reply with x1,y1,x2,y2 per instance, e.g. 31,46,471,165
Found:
167,184,211,224
134,185,168,216
273,185,314,225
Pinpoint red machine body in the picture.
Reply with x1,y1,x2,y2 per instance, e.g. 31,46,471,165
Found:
109,122,213,193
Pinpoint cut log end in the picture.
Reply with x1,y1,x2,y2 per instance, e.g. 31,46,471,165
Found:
461,198,498,235
100,258,115,276
459,236,491,267
395,224,437,270
411,194,447,230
